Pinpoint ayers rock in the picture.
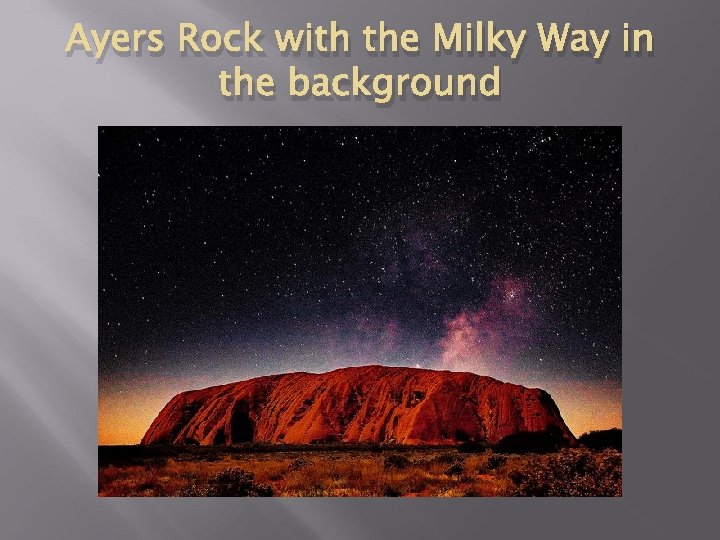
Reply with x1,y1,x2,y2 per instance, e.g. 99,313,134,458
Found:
141,365,575,446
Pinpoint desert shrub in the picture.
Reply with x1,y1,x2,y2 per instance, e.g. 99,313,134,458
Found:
384,453,411,470
445,462,464,478
393,472,429,495
282,457,375,496
487,454,507,470
479,454,507,472
289,457,310,471
578,428,622,451
505,448,621,496
181,468,273,496
495,429,567,454
383,485,403,497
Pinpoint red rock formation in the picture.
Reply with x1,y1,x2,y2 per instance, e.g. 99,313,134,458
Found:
141,366,575,446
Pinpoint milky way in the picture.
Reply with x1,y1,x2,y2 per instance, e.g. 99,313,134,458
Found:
99,127,621,443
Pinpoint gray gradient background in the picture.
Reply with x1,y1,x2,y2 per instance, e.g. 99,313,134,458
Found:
1,0,717,538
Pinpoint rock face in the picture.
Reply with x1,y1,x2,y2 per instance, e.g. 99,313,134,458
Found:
141,366,575,446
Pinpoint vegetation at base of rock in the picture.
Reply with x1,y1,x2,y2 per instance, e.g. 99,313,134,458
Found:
98,445,621,497
384,453,411,470
578,428,622,451
179,468,273,496
506,448,622,496
494,427,569,454
480,454,507,472
457,440,490,453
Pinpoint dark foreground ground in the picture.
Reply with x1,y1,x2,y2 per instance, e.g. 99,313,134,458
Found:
98,440,621,497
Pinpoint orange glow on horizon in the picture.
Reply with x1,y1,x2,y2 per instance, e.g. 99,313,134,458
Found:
540,379,622,437
98,389,173,445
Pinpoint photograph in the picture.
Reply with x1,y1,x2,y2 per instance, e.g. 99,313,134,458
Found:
98,126,622,497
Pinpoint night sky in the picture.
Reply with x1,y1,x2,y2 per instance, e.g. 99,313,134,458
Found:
99,127,621,444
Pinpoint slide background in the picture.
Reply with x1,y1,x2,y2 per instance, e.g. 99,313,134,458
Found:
1,0,718,538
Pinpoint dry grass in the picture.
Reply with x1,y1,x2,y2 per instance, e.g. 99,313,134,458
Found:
98,447,621,497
